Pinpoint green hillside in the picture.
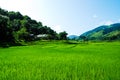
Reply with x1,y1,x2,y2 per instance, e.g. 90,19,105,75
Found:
80,23,120,40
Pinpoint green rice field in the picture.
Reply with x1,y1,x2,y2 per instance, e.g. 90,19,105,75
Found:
0,41,120,80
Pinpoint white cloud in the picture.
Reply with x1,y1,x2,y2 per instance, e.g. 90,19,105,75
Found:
51,25,63,33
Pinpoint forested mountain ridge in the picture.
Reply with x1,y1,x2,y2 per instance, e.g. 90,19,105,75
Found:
80,23,120,40
0,8,68,46
68,35,79,40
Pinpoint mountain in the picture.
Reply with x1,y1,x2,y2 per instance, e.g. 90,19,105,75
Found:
68,35,79,40
80,23,120,40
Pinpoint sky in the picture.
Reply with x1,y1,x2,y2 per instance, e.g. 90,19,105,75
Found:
0,0,120,35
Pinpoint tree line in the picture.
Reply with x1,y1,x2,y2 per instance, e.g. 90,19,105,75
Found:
0,8,68,46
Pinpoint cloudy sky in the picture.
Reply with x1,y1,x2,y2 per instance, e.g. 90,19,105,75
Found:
0,0,120,35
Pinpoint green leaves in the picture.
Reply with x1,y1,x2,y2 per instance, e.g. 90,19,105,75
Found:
0,8,68,46
59,31,68,40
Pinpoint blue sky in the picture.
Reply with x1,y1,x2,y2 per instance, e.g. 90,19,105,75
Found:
0,0,120,35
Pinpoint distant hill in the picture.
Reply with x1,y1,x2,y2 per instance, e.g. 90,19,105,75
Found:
80,23,120,40
68,35,79,40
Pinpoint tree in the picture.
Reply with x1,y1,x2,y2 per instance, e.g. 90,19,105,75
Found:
0,8,8,16
0,7,69,46
13,27,29,42
59,31,68,40
8,11,23,20
10,19,21,31
0,15,9,43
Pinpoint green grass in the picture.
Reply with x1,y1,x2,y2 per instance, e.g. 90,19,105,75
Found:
0,41,120,80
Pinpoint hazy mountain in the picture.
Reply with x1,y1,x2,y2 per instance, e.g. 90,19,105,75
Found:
80,23,120,40
68,35,79,40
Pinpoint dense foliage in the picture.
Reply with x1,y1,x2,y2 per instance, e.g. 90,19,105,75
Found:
0,8,68,46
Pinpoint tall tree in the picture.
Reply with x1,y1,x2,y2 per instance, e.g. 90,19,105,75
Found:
0,15,9,42
59,31,68,40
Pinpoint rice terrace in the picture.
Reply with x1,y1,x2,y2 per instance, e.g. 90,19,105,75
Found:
0,41,120,80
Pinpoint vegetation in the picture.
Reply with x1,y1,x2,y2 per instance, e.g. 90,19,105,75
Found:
59,31,68,40
0,41,120,80
0,8,68,46
80,23,120,41
0,7,120,80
